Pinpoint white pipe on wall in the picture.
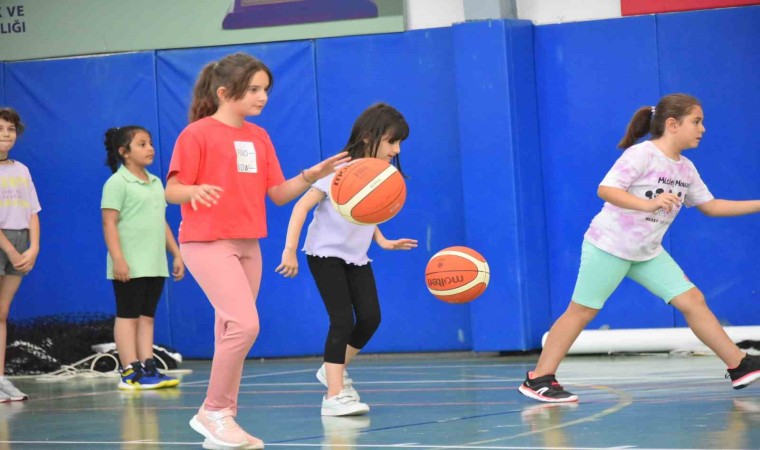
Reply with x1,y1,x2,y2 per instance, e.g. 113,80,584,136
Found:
545,326,760,354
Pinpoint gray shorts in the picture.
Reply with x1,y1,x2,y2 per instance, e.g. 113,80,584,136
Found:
0,229,30,276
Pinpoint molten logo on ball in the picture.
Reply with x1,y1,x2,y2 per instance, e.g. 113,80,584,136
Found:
427,275,465,287
425,246,489,304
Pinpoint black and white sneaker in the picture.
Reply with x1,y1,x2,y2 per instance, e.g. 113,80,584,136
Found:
727,354,760,389
518,372,578,403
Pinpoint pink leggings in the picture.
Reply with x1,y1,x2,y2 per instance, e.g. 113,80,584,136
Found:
180,239,262,411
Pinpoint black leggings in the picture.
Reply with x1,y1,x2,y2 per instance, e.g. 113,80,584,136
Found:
307,256,381,364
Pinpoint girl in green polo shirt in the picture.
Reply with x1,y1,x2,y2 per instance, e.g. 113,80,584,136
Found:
101,125,185,390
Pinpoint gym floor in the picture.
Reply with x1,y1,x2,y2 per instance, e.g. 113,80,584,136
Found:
2,353,758,449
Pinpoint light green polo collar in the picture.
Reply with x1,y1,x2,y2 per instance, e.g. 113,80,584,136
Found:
117,165,159,185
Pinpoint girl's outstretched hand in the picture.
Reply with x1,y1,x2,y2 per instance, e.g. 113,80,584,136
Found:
304,152,351,182
378,238,418,251
649,192,681,213
190,184,223,211
275,249,299,278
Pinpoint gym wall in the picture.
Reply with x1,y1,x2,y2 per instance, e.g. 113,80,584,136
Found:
4,6,758,356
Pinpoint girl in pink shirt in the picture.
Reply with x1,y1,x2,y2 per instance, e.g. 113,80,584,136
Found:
519,94,760,403
165,52,348,449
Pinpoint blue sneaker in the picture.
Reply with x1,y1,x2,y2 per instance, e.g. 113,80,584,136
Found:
118,362,163,390
143,358,180,388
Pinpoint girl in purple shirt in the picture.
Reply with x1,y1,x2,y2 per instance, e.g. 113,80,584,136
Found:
277,103,417,416
0,107,41,402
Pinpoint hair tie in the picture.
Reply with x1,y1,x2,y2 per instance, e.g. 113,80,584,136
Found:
650,106,656,115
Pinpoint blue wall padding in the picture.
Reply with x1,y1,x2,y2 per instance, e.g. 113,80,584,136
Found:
316,28,472,353
453,20,551,351
4,52,173,345
534,16,679,329
656,7,760,326
3,6,758,358
156,42,325,358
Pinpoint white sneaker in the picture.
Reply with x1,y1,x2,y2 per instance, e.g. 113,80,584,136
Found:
317,364,360,401
321,391,370,416
0,378,27,401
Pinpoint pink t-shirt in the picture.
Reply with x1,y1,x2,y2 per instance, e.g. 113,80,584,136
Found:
0,161,41,230
585,140,714,261
168,117,286,243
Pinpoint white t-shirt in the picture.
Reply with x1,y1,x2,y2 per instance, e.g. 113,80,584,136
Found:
584,140,714,261
303,171,376,265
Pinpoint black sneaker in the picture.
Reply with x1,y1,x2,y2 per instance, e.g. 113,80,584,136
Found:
518,372,578,403
727,354,760,389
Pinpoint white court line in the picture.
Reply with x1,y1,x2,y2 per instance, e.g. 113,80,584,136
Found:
182,360,721,387
267,445,636,449
456,386,634,448
228,375,717,388
181,368,315,386
0,442,673,449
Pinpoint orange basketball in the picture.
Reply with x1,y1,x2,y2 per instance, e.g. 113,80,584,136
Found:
425,246,490,303
330,158,406,225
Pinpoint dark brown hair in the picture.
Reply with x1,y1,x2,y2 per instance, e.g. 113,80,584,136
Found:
617,93,701,149
0,107,25,135
103,126,151,173
342,103,409,175
189,52,274,122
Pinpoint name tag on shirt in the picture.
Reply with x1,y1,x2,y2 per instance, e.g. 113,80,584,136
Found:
235,141,257,173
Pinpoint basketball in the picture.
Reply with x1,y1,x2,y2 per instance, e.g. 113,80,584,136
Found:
425,246,490,303
329,158,406,225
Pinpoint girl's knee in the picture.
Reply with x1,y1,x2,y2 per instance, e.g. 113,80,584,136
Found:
567,301,599,321
329,312,355,330
138,316,155,325
240,321,260,340
0,307,11,323
356,313,381,334
671,288,707,312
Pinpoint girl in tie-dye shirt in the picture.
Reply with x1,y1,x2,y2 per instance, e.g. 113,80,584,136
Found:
519,93,760,404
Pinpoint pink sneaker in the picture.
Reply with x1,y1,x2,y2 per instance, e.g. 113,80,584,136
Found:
242,431,265,449
203,430,265,449
190,405,248,448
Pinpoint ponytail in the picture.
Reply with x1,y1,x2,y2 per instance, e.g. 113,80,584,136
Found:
617,107,654,149
188,53,274,123
104,128,122,173
189,63,218,123
617,93,701,150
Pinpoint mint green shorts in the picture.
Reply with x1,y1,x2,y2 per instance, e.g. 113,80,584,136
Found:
571,240,695,310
